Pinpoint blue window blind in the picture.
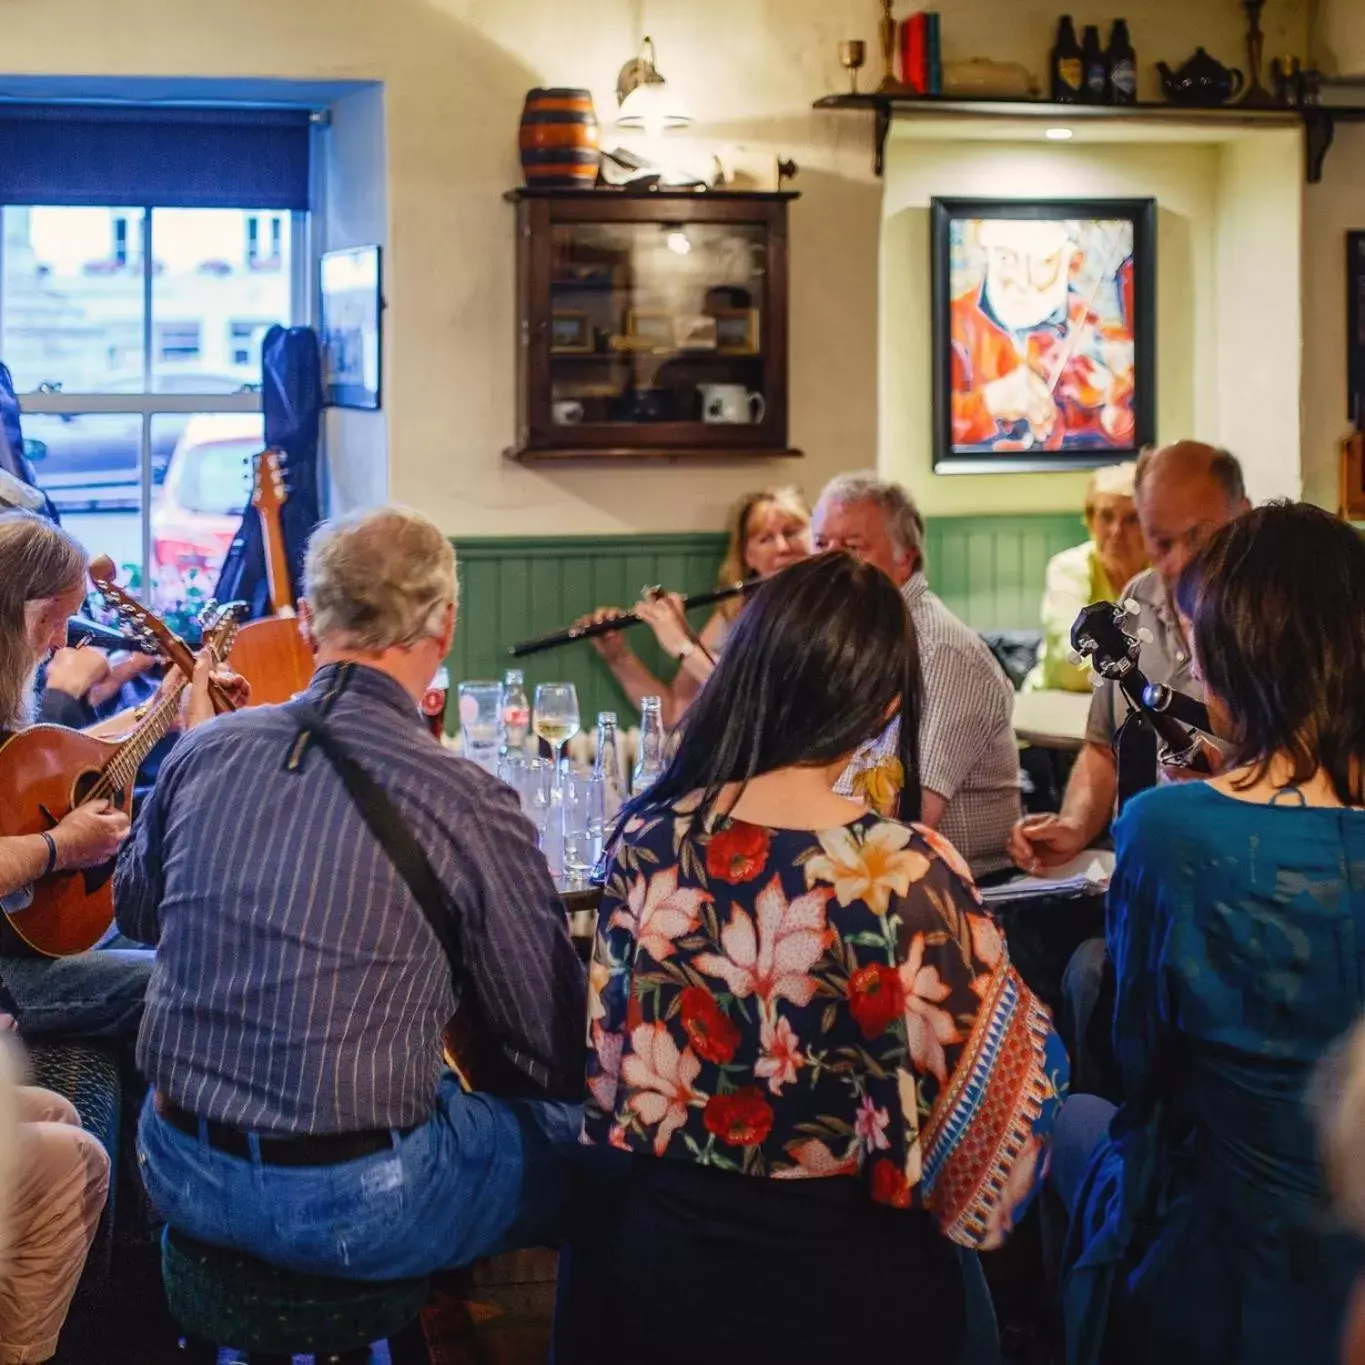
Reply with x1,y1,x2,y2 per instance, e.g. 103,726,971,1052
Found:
0,104,311,209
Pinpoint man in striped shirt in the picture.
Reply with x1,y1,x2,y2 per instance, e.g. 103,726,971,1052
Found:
812,474,1021,882
117,507,586,1278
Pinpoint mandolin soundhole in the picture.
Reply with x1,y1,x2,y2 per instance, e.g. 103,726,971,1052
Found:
71,770,126,813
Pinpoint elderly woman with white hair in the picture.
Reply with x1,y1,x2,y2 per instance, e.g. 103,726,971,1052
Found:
1024,461,1147,693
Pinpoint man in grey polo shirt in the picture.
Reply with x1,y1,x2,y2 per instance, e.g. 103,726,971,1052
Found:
1007,441,1249,876
811,473,1021,882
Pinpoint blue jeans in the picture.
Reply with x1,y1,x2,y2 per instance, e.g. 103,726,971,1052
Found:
1,942,152,1043
1049,1093,1117,1216
136,1077,582,1279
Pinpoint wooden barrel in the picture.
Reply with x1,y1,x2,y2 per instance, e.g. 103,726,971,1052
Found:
519,88,600,189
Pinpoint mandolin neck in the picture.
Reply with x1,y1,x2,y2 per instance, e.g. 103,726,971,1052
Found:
91,685,185,801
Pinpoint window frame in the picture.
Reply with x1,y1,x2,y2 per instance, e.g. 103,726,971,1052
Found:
0,204,312,592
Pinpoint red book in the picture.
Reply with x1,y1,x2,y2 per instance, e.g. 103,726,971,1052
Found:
904,13,929,94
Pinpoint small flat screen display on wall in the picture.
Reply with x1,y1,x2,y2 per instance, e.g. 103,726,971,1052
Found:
930,198,1156,474
320,244,382,410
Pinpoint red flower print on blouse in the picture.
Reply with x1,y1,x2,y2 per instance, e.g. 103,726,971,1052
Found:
847,962,907,1039
872,1158,913,1208
703,1087,776,1148
705,822,772,884
680,987,741,1065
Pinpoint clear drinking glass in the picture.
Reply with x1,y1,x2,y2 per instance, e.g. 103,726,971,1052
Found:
457,680,501,773
533,682,581,792
562,770,605,883
523,758,559,876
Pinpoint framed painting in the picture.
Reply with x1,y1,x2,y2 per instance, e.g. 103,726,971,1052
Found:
319,244,382,409
931,198,1156,473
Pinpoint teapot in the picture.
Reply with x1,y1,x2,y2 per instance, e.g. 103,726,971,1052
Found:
1157,48,1246,106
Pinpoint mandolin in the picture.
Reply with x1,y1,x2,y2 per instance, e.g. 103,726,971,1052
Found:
0,591,241,957
228,449,315,706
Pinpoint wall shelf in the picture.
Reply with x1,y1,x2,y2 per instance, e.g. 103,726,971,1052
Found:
812,92,1365,183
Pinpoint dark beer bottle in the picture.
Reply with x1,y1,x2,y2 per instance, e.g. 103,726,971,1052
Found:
1051,16,1085,103
1082,24,1109,104
1107,19,1138,104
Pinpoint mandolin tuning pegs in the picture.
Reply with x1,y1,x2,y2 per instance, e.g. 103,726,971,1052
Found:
1136,627,1154,645
1089,672,1105,689
1123,598,1141,617
1067,650,1085,668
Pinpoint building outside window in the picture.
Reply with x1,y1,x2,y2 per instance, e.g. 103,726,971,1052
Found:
2,203,306,617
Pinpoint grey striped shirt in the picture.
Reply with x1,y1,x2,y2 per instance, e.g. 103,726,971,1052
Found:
115,663,585,1134
836,572,1021,878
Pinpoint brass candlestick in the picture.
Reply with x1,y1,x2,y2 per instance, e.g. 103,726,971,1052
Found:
876,0,903,93
1239,0,1279,106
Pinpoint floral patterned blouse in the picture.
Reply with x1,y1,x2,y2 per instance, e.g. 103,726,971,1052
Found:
584,810,1069,1248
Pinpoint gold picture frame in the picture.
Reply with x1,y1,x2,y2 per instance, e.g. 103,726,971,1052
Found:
624,309,676,349
550,312,594,354
713,308,761,355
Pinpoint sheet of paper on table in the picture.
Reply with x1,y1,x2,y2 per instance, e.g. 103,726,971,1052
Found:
979,849,1116,907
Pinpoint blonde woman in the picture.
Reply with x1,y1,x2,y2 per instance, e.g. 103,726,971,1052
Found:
582,488,811,728
1025,462,1148,693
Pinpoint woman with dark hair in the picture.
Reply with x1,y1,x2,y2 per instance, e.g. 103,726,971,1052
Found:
1053,502,1365,1365
557,552,1068,1365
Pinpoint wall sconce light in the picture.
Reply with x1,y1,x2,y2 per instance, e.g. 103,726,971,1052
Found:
615,36,692,137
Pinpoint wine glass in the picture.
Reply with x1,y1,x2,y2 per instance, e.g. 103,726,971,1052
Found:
533,682,581,792
839,40,867,95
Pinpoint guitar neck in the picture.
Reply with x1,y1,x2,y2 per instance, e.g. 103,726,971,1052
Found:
260,503,295,617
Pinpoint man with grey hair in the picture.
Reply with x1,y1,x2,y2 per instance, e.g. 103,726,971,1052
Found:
811,473,1020,881
117,506,586,1279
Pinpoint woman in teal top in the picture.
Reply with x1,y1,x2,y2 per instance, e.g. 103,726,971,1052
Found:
1053,501,1365,1365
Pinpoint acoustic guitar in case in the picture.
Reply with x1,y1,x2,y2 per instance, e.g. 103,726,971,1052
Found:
228,449,315,706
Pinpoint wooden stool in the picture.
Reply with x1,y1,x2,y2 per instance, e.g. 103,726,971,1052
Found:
160,1227,430,1363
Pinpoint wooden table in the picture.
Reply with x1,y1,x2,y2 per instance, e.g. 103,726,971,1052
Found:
1012,689,1092,751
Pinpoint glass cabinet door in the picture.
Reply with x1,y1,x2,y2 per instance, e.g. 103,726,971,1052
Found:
541,218,774,447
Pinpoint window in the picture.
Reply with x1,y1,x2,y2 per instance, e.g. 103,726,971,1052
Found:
3,204,307,618
156,321,203,364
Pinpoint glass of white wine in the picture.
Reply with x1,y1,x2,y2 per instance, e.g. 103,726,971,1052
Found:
533,682,581,793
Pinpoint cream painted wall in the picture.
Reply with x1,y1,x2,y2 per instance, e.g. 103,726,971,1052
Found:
1214,130,1304,502
0,0,1310,532
880,138,1221,515
322,84,389,517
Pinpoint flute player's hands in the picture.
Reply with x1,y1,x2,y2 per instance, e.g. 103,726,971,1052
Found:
577,608,630,664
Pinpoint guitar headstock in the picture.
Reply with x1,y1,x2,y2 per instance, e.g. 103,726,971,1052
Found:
1069,599,1154,686
251,449,288,516
88,556,188,666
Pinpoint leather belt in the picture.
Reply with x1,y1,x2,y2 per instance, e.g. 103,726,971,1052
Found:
155,1094,413,1168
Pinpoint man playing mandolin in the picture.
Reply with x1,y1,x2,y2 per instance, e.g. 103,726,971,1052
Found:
120,506,585,1280
0,510,242,1044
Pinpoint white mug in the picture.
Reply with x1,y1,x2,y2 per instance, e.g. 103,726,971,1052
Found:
552,399,585,425
699,383,765,425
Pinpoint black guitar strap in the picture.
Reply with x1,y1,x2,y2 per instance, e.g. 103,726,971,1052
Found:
285,688,551,1095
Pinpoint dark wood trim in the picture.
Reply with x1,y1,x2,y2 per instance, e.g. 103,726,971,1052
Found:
813,92,1365,184
505,445,804,464
506,188,799,202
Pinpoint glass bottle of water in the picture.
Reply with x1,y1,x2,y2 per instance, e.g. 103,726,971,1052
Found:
594,711,626,819
499,668,530,761
632,696,667,795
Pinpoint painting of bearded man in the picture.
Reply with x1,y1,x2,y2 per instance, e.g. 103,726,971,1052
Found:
931,199,1155,471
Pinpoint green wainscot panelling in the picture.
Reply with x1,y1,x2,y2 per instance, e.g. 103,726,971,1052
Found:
445,513,1087,727
447,533,728,730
